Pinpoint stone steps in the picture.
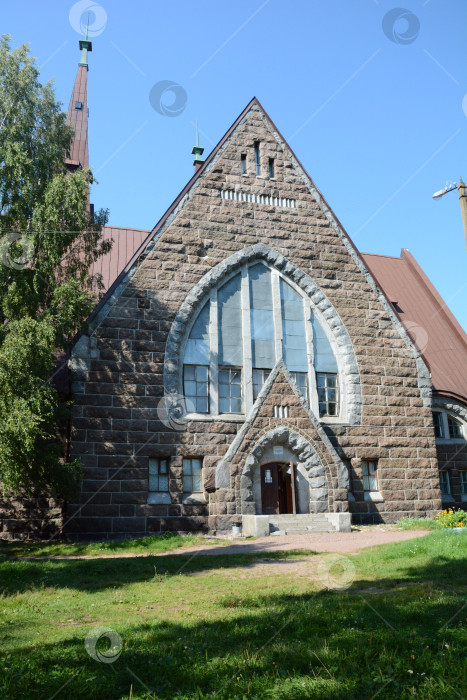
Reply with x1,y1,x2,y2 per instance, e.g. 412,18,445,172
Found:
268,514,336,535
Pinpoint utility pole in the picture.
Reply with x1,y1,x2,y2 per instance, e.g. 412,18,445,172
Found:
432,180,467,252
458,179,467,251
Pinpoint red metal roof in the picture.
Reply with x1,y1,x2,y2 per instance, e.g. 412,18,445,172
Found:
91,226,151,292
362,249,467,403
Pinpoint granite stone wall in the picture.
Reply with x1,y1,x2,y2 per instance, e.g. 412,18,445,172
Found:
64,103,443,539
0,491,62,540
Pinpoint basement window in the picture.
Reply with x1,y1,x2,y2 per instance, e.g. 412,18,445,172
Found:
362,460,378,492
362,460,384,502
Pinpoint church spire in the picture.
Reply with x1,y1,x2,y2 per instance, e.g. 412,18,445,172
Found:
65,17,91,173
192,121,204,171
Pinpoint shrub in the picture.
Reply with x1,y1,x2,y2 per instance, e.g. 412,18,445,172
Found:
435,507,466,529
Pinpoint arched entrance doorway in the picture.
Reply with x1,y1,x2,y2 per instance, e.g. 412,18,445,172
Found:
260,462,297,515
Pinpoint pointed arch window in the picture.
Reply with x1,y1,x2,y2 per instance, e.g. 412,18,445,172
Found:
182,262,340,418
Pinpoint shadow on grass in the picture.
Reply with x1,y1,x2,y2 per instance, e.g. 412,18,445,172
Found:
0,530,466,596
0,532,213,558
1,532,466,698
0,549,321,595
2,580,465,700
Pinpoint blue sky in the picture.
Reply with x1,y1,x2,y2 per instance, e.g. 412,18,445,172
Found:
4,0,467,329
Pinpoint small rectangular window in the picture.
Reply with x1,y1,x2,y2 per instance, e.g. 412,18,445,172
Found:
183,365,209,413
252,368,270,400
183,458,202,493
448,416,463,439
241,153,247,175
432,412,444,438
75,101,83,109
268,158,275,179
362,460,378,492
254,142,260,176
264,469,273,484
290,371,308,404
219,367,242,413
149,458,169,493
439,471,451,496
316,373,338,417
460,471,467,495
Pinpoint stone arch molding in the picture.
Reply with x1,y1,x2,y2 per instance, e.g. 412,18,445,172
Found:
432,396,467,425
240,427,330,515
163,243,362,425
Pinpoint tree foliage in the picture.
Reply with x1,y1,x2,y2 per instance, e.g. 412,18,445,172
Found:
0,35,111,498
0,319,81,497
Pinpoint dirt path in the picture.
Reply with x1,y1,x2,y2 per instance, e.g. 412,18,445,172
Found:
171,528,430,557
11,528,430,561
178,529,432,582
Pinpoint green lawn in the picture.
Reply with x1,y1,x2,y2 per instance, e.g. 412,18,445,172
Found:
0,532,224,558
0,531,466,699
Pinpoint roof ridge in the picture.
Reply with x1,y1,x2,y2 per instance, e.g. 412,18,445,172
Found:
103,225,151,233
361,252,405,261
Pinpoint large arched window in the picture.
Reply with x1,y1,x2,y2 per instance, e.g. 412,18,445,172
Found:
182,262,340,419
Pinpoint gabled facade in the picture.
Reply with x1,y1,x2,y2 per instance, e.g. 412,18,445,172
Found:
66,96,462,539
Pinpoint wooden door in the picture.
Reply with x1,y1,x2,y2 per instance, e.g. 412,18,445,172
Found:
261,464,279,514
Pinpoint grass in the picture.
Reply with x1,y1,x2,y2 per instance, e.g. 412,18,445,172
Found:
395,517,438,531
0,531,466,699
0,532,227,558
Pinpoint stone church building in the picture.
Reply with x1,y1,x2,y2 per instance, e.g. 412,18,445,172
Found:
2,36,467,540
